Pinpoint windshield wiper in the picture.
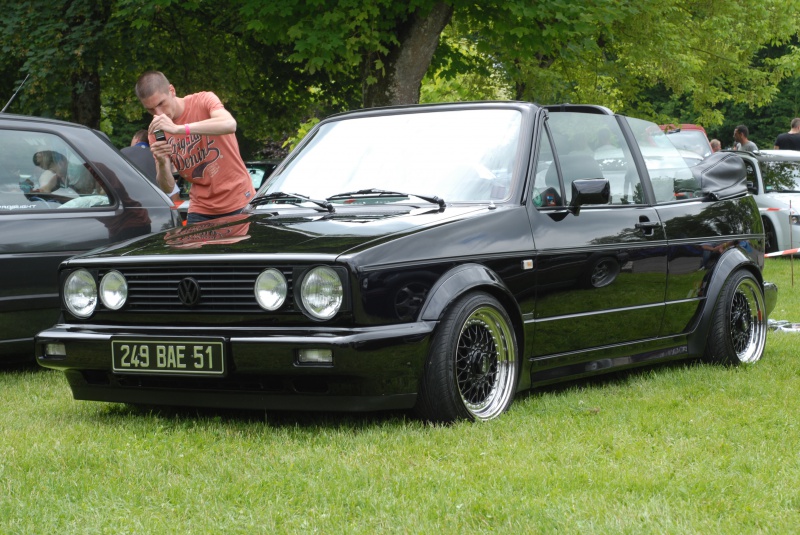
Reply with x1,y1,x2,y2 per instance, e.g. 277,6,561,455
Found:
249,191,334,212
327,188,445,208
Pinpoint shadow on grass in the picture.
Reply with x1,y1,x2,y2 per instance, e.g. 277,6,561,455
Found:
96,402,417,430
516,356,712,402
85,358,719,430
0,358,44,373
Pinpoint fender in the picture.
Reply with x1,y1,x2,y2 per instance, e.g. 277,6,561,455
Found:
418,263,529,391
687,246,761,356
419,263,518,322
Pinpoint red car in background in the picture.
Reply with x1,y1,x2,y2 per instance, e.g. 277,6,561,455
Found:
660,123,713,158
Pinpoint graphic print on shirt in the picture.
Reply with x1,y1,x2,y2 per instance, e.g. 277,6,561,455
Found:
168,133,221,182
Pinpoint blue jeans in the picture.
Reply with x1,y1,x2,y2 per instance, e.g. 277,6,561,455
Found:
186,207,246,225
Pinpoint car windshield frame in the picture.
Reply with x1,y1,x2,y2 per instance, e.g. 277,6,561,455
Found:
259,108,524,205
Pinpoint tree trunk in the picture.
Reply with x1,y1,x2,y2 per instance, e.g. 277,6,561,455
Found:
71,69,101,128
362,2,453,108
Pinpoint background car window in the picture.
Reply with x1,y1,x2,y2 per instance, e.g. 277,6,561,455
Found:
759,160,800,192
543,112,642,206
626,117,697,203
0,130,109,212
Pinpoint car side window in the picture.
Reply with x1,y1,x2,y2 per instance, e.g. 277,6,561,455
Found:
0,130,110,212
626,117,697,203
532,127,564,207
744,160,759,194
541,112,643,206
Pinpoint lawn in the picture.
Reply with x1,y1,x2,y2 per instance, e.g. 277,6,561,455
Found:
2,258,799,534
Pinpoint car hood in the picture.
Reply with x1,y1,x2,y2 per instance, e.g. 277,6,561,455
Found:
757,191,800,210
75,204,534,266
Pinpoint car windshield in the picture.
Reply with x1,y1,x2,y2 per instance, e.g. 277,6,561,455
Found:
261,108,522,204
759,160,800,192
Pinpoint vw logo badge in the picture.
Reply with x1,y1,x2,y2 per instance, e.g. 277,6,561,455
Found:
177,277,201,307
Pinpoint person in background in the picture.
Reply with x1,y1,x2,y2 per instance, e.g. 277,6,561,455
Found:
733,125,758,152
32,150,67,193
120,129,180,202
134,70,255,224
33,150,97,195
710,139,721,152
773,118,800,150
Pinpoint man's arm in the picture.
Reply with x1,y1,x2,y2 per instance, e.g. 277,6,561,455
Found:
150,108,236,137
152,152,176,195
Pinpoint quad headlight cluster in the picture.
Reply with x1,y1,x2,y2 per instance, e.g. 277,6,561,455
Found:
254,265,344,320
64,269,129,318
63,266,344,320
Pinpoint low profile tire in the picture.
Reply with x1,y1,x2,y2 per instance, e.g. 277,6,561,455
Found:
763,218,778,254
704,270,767,365
416,292,518,423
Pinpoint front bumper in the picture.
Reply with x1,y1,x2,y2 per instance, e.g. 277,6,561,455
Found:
35,321,436,412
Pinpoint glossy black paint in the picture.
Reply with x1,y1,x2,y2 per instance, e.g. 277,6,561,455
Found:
34,102,774,415
0,115,180,361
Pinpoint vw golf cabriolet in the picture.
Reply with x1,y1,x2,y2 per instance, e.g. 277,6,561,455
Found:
36,102,777,422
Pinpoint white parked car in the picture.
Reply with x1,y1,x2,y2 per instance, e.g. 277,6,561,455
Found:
737,150,800,254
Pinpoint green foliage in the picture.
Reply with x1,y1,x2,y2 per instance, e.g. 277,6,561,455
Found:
283,117,320,151
4,0,800,155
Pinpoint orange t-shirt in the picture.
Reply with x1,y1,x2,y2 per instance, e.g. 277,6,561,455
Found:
167,92,255,215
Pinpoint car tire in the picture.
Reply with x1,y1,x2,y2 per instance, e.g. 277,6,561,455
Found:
762,218,778,254
416,292,518,423
704,270,767,365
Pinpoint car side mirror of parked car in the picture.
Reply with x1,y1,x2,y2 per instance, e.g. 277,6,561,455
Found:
746,181,757,194
569,178,610,215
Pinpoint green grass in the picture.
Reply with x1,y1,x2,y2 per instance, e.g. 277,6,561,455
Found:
2,258,800,534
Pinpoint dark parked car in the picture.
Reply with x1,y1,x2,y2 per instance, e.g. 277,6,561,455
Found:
0,114,181,362
36,103,777,422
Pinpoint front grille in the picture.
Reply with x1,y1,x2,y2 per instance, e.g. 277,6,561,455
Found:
100,265,295,314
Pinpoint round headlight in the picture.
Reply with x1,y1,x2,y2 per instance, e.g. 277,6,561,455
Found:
255,268,288,311
300,266,343,320
99,270,128,310
64,269,97,318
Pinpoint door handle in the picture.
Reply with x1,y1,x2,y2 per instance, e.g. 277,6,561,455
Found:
635,219,661,235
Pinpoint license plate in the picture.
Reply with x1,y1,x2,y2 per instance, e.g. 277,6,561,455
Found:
111,338,225,375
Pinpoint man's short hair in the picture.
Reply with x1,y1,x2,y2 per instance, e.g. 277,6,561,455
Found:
135,71,170,100
132,129,149,144
791,118,800,130
735,124,749,137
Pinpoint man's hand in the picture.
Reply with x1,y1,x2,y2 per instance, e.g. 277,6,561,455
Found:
149,114,180,136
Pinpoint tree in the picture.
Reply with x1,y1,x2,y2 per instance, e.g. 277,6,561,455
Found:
0,0,119,127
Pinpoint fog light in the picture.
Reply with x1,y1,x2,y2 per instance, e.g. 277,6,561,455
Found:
298,349,333,364
45,343,66,357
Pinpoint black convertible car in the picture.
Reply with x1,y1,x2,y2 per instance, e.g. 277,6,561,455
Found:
36,102,777,422
0,115,181,362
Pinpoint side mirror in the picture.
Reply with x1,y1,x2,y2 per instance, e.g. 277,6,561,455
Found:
746,181,757,194
569,179,610,215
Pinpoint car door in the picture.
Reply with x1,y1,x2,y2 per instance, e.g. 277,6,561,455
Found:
528,110,668,362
